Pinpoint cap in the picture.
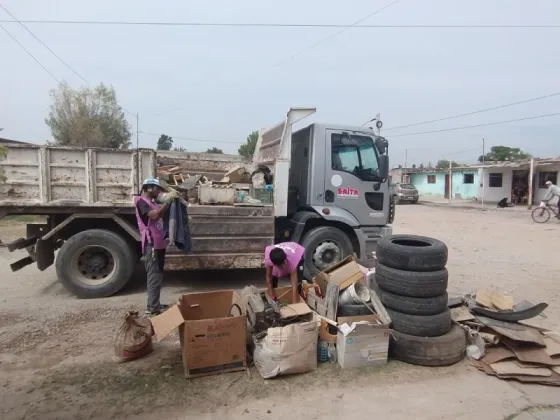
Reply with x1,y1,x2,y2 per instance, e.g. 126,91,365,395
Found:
545,180,553,186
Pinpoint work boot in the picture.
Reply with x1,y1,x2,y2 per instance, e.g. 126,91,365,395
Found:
145,304,170,317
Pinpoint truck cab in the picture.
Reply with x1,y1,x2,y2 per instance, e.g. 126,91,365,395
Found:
254,108,394,278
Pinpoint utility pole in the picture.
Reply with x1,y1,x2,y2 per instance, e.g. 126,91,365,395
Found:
481,138,485,207
403,149,408,183
376,113,381,136
528,157,535,209
136,113,139,150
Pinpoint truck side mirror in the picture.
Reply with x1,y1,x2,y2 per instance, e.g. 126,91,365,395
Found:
379,155,389,180
375,137,388,155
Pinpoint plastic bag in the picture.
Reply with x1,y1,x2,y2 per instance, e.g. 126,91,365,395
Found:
540,201,546,208
114,311,154,362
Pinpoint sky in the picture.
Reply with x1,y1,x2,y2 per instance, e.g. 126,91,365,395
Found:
0,0,559,167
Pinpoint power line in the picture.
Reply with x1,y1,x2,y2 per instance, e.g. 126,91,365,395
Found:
0,5,89,85
0,20,558,29
0,6,137,118
140,131,241,144
384,92,560,131
390,112,560,137
0,23,60,83
273,0,401,66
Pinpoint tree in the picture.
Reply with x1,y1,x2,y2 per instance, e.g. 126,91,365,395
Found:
206,147,223,154
412,164,416,169
45,82,131,148
157,134,173,150
419,163,425,169
478,146,531,162
238,130,259,158
173,146,186,152
436,159,460,169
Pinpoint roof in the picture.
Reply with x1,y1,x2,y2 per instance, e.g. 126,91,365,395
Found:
0,137,33,145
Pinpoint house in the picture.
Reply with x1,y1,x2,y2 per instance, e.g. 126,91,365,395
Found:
407,168,479,199
0,137,32,146
477,158,560,204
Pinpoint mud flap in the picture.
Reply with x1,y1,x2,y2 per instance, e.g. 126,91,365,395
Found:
36,237,55,271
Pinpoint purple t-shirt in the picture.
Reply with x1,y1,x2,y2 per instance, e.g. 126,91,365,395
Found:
264,242,305,278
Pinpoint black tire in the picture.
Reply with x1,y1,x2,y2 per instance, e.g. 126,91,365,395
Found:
375,263,448,298
337,303,374,317
376,234,448,272
301,226,353,280
379,288,448,316
387,307,452,337
56,229,136,298
390,325,467,366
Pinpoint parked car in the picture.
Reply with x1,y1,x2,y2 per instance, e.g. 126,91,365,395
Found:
391,183,419,204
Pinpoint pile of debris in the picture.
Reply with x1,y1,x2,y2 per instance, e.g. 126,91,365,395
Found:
450,288,560,386
156,164,271,206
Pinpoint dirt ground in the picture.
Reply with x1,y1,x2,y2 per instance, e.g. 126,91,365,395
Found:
1,205,560,420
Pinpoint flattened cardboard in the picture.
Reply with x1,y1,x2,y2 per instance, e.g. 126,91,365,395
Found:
336,314,390,369
273,286,313,319
490,360,552,377
544,337,560,357
151,289,247,379
451,306,475,323
481,346,515,365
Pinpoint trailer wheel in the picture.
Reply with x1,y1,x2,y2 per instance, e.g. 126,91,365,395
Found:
56,229,136,298
301,226,353,279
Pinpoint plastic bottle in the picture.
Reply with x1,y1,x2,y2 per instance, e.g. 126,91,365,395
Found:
317,338,329,362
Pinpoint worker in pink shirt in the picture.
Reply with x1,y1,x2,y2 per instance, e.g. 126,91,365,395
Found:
264,242,305,304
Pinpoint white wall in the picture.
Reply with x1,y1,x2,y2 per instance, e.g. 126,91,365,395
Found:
479,167,514,203
534,163,560,204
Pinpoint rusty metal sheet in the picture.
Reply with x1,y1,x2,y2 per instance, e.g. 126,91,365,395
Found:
164,252,264,270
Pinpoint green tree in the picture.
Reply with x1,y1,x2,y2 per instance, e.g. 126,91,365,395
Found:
478,146,531,162
157,134,173,150
173,146,186,152
238,130,259,158
436,159,460,169
45,82,131,148
206,147,223,154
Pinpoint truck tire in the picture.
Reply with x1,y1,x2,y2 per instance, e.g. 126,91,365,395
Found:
379,288,448,316
56,229,136,299
390,325,467,366
376,234,447,272
386,307,452,337
376,263,448,298
301,226,353,280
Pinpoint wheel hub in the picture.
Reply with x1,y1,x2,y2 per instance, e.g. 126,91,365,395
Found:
312,241,341,271
74,246,116,284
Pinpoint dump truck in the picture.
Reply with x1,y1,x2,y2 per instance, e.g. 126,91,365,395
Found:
0,107,394,298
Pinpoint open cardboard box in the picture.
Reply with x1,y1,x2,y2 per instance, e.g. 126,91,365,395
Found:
274,286,313,321
336,314,390,369
150,290,247,379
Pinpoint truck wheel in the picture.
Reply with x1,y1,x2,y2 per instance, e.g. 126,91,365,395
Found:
301,226,353,280
56,229,136,298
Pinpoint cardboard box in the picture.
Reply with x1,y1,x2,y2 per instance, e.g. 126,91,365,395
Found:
274,286,313,321
313,256,364,293
336,314,390,369
151,290,247,378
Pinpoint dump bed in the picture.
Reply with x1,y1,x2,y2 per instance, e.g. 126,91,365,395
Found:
0,145,155,208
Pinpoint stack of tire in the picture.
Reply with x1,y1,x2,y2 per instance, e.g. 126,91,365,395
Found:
375,234,466,366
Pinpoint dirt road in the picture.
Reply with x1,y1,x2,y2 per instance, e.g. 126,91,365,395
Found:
1,206,559,420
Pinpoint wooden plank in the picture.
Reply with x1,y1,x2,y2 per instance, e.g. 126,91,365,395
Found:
369,287,391,325
491,291,514,311
451,306,475,322
476,288,494,308
325,282,339,321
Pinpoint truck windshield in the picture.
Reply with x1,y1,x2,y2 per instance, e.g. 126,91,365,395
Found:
331,133,379,180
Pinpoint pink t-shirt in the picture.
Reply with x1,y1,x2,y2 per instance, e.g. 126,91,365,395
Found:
264,242,305,278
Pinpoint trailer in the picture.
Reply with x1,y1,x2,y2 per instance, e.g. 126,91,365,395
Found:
0,107,394,298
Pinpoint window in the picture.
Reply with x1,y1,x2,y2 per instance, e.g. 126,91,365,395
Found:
331,133,379,178
489,173,503,188
463,173,474,184
539,172,558,188
427,175,436,184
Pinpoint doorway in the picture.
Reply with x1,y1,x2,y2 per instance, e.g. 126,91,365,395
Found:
444,174,451,199
511,170,529,205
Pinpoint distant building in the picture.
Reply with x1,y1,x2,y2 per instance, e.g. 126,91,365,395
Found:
0,137,33,146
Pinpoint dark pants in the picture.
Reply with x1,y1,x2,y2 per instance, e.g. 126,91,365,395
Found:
144,245,166,312
272,258,305,293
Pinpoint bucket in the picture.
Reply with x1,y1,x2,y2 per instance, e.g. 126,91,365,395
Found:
338,283,371,306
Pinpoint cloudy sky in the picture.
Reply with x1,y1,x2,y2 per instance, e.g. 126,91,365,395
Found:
0,0,559,166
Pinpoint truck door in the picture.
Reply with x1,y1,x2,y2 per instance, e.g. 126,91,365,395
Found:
325,130,386,225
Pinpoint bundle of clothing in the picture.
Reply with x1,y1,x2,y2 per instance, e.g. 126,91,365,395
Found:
157,192,193,252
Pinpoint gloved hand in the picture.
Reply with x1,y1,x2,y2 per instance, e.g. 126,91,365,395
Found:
187,216,193,228
164,189,179,203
